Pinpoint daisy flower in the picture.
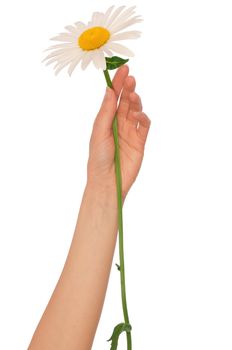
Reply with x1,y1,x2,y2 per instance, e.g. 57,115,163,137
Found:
42,5,143,75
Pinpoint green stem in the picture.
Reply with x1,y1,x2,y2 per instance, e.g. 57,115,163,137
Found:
103,68,132,350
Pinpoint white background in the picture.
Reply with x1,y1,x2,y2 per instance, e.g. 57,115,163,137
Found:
0,0,232,349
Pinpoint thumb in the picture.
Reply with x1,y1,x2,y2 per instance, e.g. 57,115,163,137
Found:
94,87,117,135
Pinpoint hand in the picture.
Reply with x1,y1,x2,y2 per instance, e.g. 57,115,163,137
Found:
87,65,151,200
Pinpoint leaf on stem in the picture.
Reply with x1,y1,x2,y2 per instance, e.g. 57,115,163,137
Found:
107,323,132,350
106,56,129,70
115,263,121,271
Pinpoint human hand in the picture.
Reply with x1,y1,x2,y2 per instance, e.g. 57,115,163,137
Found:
87,65,151,201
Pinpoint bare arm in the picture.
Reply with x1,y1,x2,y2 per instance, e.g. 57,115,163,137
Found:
28,65,151,349
28,183,118,349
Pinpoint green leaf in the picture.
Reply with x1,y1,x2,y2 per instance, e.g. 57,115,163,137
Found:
115,263,121,271
105,56,129,70
107,322,132,350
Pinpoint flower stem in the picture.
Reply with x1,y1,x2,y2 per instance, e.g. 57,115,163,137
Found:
103,68,132,350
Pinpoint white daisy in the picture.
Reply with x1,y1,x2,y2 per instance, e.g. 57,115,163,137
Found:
42,5,143,76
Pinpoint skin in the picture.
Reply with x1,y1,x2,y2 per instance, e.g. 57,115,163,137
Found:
28,65,151,350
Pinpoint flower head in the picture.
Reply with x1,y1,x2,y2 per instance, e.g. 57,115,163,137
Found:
42,5,142,76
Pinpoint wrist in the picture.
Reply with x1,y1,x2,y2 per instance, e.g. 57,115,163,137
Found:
85,180,126,209
85,180,117,206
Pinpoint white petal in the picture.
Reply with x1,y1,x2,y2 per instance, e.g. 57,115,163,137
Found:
74,21,86,30
91,12,98,24
110,16,143,34
54,64,68,75
102,45,114,57
42,47,81,62
118,6,136,19
105,6,126,28
103,5,115,26
110,30,141,41
43,43,77,52
44,52,72,66
92,50,101,69
92,53,100,69
81,51,93,70
42,50,64,62
50,49,82,67
89,49,106,70
68,55,82,76
50,33,77,42
97,49,106,70
54,56,77,75
90,11,105,26
107,42,134,57
64,25,78,34
96,12,105,26
44,56,64,66
53,52,81,69
109,6,136,28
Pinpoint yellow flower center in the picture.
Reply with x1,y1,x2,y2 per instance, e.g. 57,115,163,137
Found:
78,26,110,50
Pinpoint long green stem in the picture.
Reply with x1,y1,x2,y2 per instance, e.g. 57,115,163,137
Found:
103,68,132,350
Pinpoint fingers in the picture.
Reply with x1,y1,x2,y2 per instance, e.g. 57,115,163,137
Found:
129,92,143,112
117,78,151,143
136,112,151,141
127,92,143,128
112,64,129,100
93,87,117,136
92,65,129,137
117,75,136,120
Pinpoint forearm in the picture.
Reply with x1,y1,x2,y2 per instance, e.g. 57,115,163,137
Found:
29,183,119,350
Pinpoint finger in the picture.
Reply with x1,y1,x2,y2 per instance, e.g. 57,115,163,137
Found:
136,112,151,141
129,92,143,112
93,87,117,136
117,76,136,120
127,92,143,128
112,64,129,100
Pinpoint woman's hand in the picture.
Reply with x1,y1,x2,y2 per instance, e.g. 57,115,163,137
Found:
87,65,151,200
29,66,150,350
